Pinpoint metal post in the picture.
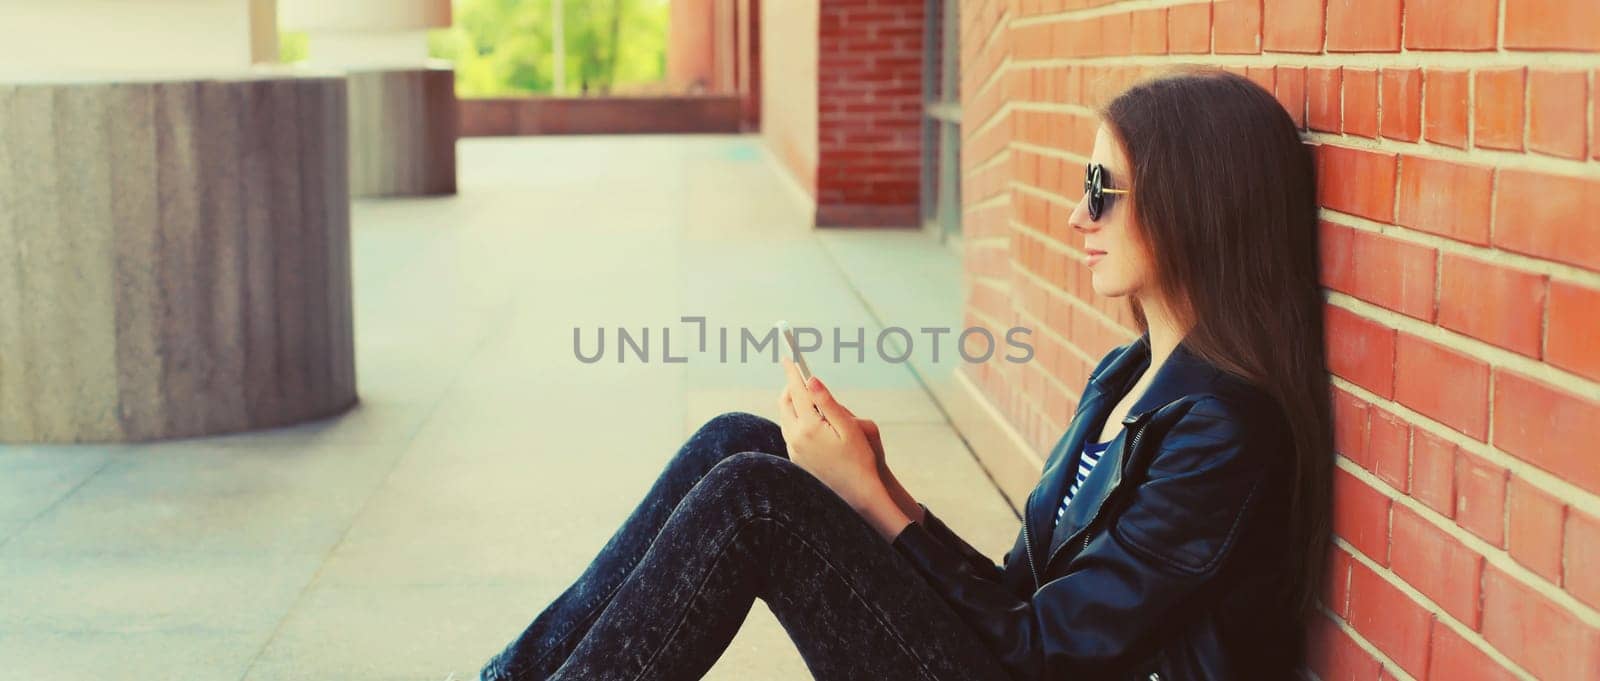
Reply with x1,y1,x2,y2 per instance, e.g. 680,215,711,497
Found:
939,0,962,244
920,0,939,233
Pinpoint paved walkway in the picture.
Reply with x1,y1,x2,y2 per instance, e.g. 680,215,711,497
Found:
0,136,1021,680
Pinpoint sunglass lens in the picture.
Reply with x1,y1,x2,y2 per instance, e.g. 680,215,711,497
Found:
1086,165,1103,220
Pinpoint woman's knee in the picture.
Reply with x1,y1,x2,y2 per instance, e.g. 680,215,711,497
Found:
696,451,817,507
682,411,787,468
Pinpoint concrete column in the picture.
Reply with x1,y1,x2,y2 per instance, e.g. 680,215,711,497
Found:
281,0,458,197
0,2,359,443
0,72,357,443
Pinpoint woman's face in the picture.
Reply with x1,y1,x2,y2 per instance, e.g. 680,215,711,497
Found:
1068,125,1155,299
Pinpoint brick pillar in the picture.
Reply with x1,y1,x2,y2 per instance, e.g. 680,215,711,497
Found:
815,0,925,227
669,0,718,92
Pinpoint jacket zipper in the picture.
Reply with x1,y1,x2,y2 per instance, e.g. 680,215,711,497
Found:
1037,413,1152,585
1084,421,1147,556
1021,507,1042,588
1020,391,1104,590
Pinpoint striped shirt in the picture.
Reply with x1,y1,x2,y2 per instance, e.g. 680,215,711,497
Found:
1055,439,1113,525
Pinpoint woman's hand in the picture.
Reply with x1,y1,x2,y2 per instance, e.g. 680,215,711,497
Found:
776,358,912,540
856,418,925,524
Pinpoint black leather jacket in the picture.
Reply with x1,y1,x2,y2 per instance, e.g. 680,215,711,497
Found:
893,334,1301,680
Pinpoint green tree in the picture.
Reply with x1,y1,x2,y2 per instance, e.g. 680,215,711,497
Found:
427,0,669,97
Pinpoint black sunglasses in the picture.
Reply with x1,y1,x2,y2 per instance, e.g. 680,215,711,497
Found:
1083,163,1130,221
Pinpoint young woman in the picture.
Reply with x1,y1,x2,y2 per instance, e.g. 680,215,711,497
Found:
477,68,1332,681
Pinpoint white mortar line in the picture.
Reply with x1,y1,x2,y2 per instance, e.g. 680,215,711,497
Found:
1328,545,1531,679
960,64,1011,139
1007,50,1600,71
1302,129,1596,180
1000,210,1600,549
952,357,1050,469
1011,173,1087,206
1322,208,1600,289
995,94,1596,179
991,228,1600,522
1010,0,1211,27
1589,70,1597,167
1324,531,1540,681
1010,289,1105,372
1336,457,1600,628
961,138,1010,177
1264,183,1600,289
1022,322,1102,385
1006,224,1141,342
967,147,1013,176
1313,604,1423,681
1013,100,1123,116
1332,369,1600,516
963,237,1009,251
969,48,1011,106
1496,0,1509,62
976,3,1011,60
1326,292,1600,400
962,192,1011,213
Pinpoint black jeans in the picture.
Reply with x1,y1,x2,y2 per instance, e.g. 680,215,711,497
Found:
477,411,1010,681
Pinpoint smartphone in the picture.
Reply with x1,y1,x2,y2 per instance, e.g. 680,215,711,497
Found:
774,320,814,383
775,320,825,420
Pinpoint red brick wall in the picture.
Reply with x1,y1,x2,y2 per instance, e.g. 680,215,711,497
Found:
457,96,743,136
815,0,925,226
956,1,1600,679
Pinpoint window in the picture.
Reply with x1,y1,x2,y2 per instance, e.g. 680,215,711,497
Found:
920,0,961,247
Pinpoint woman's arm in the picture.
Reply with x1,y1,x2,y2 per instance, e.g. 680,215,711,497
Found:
859,417,1012,582
891,397,1275,680
857,418,926,523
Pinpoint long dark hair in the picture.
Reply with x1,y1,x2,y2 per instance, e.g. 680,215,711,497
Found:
1102,68,1333,619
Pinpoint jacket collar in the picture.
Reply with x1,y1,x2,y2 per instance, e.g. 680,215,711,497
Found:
1022,332,1235,576
1088,332,1228,424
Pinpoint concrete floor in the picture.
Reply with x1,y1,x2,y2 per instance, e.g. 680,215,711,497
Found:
0,135,1021,680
